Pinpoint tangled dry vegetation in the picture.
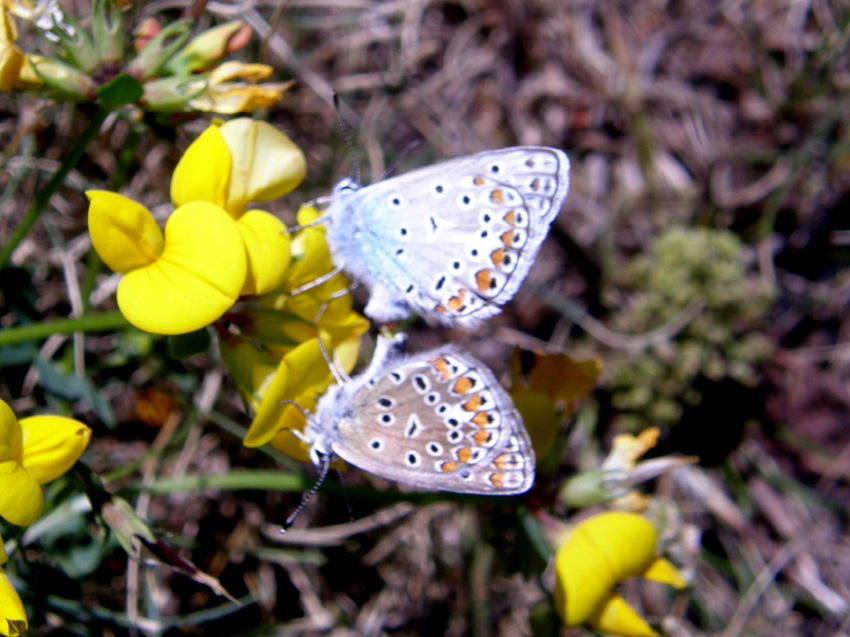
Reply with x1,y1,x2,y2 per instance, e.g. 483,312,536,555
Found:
2,0,849,635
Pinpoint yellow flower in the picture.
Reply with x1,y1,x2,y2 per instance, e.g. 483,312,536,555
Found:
0,537,27,637
87,192,247,335
0,0,41,92
172,118,304,294
559,428,697,509
509,351,602,461
0,399,91,526
230,208,369,462
553,512,687,637
188,62,294,115
87,118,306,333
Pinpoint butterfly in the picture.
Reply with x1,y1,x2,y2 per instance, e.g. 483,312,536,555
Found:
303,334,535,496
322,146,570,328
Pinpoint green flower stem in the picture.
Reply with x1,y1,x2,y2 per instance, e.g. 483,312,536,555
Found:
143,470,447,504
0,106,110,270
145,470,311,494
0,311,130,346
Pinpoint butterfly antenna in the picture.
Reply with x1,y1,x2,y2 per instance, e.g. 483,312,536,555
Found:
286,216,331,234
381,139,421,181
334,466,356,523
282,450,332,533
318,338,351,386
333,91,360,184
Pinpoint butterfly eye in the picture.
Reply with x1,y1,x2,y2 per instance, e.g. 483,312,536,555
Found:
335,177,359,194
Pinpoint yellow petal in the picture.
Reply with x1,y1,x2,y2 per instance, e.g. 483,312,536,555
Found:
1,2,18,43
116,202,247,335
218,334,281,411
602,428,661,471
243,338,335,451
237,209,290,296
553,512,658,625
643,557,687,589
219,119,306,213
209,61,274,84
0,402,40,526
0,401,21,464
170,123,231,210
0,462,42,526
189,84,288,115
19,416,91,485
588,594,659,637
87,191,164,274
0,43,24,92
267,394,315,464
284,224,354,324
0,567,27,637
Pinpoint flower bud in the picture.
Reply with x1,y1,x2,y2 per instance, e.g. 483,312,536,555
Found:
27,54,96,100
163,21,250,76
125,19,191,81
92,0,124,65
141,75,207,112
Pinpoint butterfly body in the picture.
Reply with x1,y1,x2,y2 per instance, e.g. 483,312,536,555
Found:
306,335,535,495
324,147,570,327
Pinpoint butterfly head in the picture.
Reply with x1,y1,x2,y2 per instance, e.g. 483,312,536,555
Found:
333,176,361,197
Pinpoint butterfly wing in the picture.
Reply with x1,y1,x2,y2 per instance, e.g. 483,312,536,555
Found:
325,147,570,327
330,347,535,495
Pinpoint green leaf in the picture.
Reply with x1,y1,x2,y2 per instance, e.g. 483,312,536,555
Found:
34,358,116,426
96,73,144,110
168,327,212,359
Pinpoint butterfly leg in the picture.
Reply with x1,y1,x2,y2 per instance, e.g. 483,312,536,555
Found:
289,266,344,296
312,284,355,322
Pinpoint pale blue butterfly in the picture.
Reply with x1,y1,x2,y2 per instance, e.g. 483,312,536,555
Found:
301,334,534,498
322,147,570,328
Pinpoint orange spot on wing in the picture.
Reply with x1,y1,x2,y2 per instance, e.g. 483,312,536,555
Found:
472,412,490,427
448,296,463,311
457,447,473,463
501,230,515,247
490,189,504,204
432,357,451,380
463,394,483,410
494,454,511,469
491,249,506,268
504,210,516,225
441,461,459,473
473,430,492,446
473,177,485,186
490,472,505,487
435,305,447,314
453,376,474,395
476,269,493,293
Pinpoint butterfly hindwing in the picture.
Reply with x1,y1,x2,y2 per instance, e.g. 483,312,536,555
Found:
331,346,535,495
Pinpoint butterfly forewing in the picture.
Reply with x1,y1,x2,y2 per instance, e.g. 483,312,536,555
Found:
326,146,570,328
331,348,535,495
